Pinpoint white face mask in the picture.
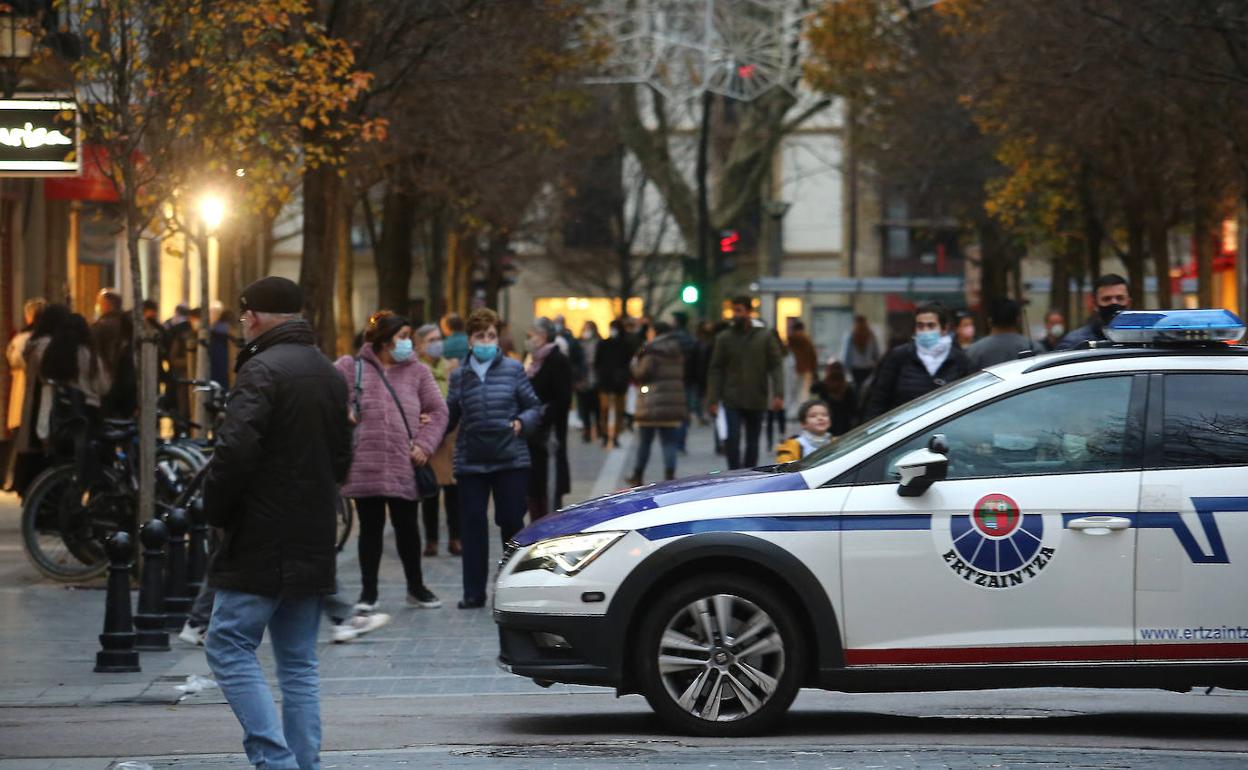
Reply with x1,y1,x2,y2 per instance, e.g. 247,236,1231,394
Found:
1049,324,1065,338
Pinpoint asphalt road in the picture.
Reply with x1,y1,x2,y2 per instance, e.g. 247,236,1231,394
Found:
2,424,1247,768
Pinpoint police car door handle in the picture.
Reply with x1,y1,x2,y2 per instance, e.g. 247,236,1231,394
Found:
1067,516,1132,535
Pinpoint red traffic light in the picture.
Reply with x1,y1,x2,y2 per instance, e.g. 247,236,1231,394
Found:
719,229,740,254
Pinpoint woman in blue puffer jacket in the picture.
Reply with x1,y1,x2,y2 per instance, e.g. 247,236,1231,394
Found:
445,307,542,608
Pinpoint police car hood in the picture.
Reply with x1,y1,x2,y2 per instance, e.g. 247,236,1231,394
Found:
512,468,808,547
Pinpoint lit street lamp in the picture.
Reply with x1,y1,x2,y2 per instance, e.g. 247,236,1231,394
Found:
198,193,226,233
194,191,228,435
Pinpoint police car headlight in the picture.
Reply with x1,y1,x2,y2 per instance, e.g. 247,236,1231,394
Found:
515,532,625,576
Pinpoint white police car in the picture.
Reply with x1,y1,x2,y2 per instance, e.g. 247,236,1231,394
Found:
495,309,1248,736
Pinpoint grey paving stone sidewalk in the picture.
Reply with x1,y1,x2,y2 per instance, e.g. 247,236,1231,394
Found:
0,422,731,710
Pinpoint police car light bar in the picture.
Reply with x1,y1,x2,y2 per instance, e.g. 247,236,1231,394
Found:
1104,309,1247,344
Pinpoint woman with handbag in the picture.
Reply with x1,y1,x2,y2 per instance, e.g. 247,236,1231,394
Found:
445,307,542,609
334,311,449,611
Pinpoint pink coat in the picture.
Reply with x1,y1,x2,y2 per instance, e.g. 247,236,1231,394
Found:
334,345,449,500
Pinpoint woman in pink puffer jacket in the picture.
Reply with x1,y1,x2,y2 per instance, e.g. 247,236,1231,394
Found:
334,311,448,611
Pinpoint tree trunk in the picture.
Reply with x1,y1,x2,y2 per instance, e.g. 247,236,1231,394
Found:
299,166,338,355
1124,205,1146,308
1077,162,1103,283
1049,246,1071,320
483,232,508,311
1148,220,1172,309
126,208,156,526
977,218,1009,312
425,210,446,323
377,178,415,313
1194,207,1215,308
334,198,354,355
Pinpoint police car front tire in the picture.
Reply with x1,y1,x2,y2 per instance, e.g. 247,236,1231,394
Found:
635,573,805,736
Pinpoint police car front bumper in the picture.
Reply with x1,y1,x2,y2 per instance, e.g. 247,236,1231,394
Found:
495,610,620,688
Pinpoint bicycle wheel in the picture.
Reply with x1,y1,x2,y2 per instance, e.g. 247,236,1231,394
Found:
335,495,353,552
21,464,127,582
155,443,203,514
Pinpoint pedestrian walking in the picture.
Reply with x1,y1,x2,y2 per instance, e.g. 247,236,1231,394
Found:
669,312,698,451
6,303,66,494
1039,309,1066,352
203,276,353,770
787,320,818,403
441,312,469,361
624,321,687,486
766,328,791,448
445,308,542,609
208,301,236,389
954,310,978,350
965,298,1045,370
334,311,449,611
524,317,572,519
843,315,880,392
1056,273,1131,350
90,288,135,418
706,296,784,470
864,301,971,419
6,297,44,433
809,359,858,436
594,319,632,448
575,320,602,443
414,323,461,557
42,312,111,455
164,304,196,426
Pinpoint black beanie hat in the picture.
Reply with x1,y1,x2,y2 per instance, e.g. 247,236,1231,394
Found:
240,276,303,314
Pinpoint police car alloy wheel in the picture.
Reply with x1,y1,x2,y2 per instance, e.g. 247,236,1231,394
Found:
635,574,805,736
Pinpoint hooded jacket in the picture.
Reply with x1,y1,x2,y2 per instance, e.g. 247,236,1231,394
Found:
632,332,687,426
334,344,449,501
205,320,353,597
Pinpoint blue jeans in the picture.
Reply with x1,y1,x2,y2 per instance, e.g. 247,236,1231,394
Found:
634,426,680,479
458,469,529,603
206,590,323,770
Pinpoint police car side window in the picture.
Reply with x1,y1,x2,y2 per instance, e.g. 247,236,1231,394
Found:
880,376,1135,481
1162,374,1248,468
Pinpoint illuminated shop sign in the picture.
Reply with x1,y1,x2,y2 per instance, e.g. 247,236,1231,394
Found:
0,99,79,176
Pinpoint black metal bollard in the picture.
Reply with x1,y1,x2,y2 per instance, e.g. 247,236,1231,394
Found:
163,508,192,630
95,532,141,673
186,498,209,595
134,519,170,651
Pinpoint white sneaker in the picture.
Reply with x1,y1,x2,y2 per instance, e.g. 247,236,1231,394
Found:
178,621,206,646
353,601,378,614
332,612,391,643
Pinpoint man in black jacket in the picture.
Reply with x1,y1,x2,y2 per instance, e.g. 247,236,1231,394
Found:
865,301,971,419
204,276,353,770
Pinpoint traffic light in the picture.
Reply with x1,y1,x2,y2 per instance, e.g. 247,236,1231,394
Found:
680,254,701,306
716,229,739,276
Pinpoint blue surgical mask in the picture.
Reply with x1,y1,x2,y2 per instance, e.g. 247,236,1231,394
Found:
472,343,498,363
915,330,941,350
425,340,444,359
392,338,414,361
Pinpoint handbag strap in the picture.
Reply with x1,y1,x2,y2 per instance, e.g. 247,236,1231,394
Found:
360,356,413,441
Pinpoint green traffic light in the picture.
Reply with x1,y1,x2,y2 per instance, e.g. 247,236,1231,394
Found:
681,284,699,304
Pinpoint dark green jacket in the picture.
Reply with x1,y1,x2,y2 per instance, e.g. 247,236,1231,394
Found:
706,324,784,411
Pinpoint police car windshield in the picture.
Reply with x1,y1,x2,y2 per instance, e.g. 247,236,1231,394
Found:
791,371,1001,471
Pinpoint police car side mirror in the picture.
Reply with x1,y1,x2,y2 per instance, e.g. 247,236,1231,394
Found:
896,434,949,497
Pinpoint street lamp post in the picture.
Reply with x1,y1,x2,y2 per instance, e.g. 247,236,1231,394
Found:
194,192,226,436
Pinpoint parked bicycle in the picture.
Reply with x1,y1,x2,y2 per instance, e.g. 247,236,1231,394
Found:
21,417,201,581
